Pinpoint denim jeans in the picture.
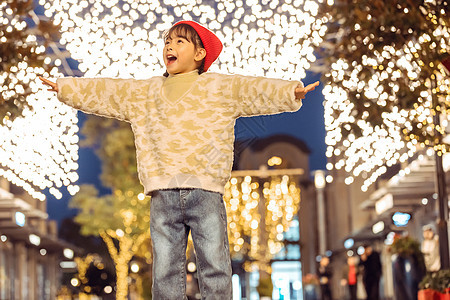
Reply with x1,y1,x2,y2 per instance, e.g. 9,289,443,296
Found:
150,188,232,300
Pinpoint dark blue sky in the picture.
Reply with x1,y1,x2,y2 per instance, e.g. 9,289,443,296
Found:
46,71,326,224
235,71,325,170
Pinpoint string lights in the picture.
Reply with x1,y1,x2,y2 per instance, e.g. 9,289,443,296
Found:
0,4,79,200
40,0,450,196
301,1,450,191
40,0,322,80
224,175,301,270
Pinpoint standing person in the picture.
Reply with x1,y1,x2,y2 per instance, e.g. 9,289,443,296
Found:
360,244,382,300
40,20,319,299
341,256,358,300
318,256,333,300
421,225,441,272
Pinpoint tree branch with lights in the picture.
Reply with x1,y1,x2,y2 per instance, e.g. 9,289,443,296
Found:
300,0,449,267
224,174,301,272
71,116,152,299
300,0,449,190
0,0,59,125
301,0,449,150
0,1,79,202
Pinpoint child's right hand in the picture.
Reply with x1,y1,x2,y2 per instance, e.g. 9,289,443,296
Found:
39,76,58,92
295,81,319,100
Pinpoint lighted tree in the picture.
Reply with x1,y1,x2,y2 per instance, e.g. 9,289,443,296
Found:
0,0,59,124
224,175,301,272
300,0,449,266
299,0,449,188
71,116,151,300
59,218,116,294
74,254,98,292
0,0,79,201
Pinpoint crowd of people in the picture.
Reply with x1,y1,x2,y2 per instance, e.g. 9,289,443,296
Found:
316,226,441,300
317,244,382,300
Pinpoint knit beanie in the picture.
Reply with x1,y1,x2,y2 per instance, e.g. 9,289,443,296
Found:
174,20,223,72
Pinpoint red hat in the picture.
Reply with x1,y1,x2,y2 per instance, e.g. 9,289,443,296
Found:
174,20,223,72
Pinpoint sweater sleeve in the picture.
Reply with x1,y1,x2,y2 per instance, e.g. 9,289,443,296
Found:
223,74,303,117
56,77,150,121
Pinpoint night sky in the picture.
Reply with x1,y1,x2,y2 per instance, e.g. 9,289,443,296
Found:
46,71,326,224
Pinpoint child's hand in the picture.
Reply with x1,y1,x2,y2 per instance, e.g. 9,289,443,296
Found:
39,76,58,92
295,81,319,100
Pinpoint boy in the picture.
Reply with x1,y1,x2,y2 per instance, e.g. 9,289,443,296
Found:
40,20,319,299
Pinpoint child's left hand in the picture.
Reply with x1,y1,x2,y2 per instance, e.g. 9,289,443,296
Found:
39,76,58,93
295,81,319,100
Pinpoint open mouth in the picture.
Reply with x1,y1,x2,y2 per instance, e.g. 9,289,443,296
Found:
166,54,177,65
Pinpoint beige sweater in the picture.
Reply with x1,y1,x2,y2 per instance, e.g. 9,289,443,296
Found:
57,72,303,195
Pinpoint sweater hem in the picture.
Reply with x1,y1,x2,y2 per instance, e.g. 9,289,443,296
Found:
142,174,225,195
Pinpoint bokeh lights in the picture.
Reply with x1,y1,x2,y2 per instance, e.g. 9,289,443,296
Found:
224,175,300,268
5,0,448,200
0,5,79,200
40,0,322,80
0,88,79,200
302,2,450,191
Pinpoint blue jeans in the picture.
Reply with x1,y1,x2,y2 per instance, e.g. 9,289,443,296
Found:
150,188,232,300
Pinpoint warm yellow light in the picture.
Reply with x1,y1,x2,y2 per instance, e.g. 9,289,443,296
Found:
312,7,450,190
130,262,139,273
321,55,438,190
41,0,320,81
268,156,283,166
187,262,196,272
0,7,79,201
71,278,80,287
224,174,300,266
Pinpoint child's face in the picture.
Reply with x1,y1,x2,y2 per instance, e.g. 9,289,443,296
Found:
163,33,205,75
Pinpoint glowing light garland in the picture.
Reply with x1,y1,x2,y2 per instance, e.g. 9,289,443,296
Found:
304,3,450,192
224,175,300,269
40,0,450,195
322,58,449,191
0,5,79,200
40,0,321,80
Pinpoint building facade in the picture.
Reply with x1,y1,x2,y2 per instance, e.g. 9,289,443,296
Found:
325,152,450,299
234,134,318,299
0,177,75,300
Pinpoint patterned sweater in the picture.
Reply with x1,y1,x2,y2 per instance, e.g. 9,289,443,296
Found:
57,72,303,195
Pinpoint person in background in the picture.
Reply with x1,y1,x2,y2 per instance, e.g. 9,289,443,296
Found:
421,225,441,272
360,244,382,300
341,255,359,300
318,256,333,300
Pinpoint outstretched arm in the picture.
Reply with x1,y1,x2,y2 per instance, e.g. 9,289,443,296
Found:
295,81,320,100
38,76,151,121
227,73,320,117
